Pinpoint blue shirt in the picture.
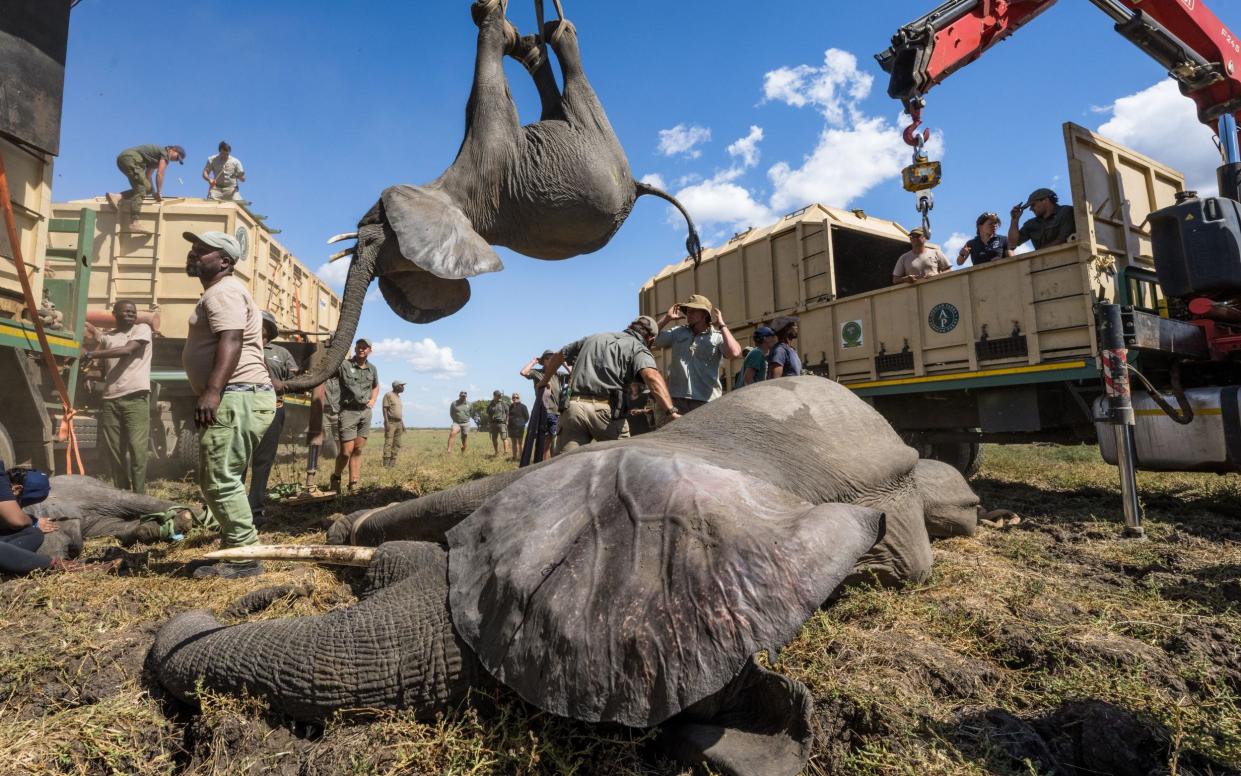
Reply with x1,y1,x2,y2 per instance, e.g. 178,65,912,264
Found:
653,324,726,402
734,347,769,388
769,342,802,377
965,234,1008,265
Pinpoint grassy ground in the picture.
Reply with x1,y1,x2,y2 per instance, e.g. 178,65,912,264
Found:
2,433,1240,775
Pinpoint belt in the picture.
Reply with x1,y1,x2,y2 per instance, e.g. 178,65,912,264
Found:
572,395,612,405
342,403,370,411
223,383,274,393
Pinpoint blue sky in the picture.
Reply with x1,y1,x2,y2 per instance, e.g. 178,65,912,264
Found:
57,1,1241,426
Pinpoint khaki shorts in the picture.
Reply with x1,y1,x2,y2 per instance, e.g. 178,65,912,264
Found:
338,406,372,442
490,425,508,440
450,422,470,437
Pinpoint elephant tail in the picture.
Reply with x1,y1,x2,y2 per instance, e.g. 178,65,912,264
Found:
635,181,703,266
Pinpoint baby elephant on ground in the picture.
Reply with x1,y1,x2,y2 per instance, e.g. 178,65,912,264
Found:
26,475,195,558
152,378,981,776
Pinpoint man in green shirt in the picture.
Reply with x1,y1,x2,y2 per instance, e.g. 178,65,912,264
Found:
486,390,510,457
539,316,679,453
106,143,185,234
1009,188,1076,251
332,338,379,492
447,391,471,455
382,381,405,468
247,311,299,522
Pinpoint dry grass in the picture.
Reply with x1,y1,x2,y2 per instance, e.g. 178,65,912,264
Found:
2,434,1240,774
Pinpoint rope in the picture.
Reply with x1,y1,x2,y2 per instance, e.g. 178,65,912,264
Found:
0,149,84,473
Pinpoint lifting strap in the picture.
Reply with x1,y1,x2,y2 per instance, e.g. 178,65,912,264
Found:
0,148,85,474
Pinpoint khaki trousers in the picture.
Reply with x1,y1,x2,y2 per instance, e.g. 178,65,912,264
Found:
555,398,629,453
383,422,404,460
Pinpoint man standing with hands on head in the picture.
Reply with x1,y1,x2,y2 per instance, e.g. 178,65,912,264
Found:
181,231,274,579
382,380,406,468
82,299,153,494
654,294,742,414
332,339,379,493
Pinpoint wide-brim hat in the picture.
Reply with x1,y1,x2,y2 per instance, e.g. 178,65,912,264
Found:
681,294,713,312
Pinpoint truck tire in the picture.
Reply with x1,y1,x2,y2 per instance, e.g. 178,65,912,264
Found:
175,427,199,473
0,421,14,466
928,441,984,479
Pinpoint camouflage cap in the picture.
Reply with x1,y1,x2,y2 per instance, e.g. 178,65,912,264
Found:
908,226,927,237
260,310,278,335
1025,188,1057,206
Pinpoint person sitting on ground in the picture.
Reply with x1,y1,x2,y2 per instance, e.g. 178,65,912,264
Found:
447,391,471,455
738,325,778,387
768,317,803,378
0,466,113,575
654,295,743,414
486,390,510,457
1009,188,1076,251
957,211,1013,266
892,227,950,284
106,144,186,234
203,141,246,202
507,392,528,463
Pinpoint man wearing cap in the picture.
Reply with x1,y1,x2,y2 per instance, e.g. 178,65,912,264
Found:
182,230,274,579
106,143,185,234
892,227,950,285
382,380,406,468
768,316,803,378
247,311,300,523
520,351,565,458
507,392,529,463
332,339,379,492
654,295,742,414
486,390,510,456
81,299,153,494
1009,188,1076,251
447,391,471,455
203,141,246,202
738,325,778,387
538,316,679,452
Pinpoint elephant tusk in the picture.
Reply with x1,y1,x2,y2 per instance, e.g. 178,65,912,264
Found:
329,247,356,262
202,544,376,566
326,232,358,245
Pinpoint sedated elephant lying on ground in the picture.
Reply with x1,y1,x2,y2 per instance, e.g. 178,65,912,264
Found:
151,378,982,776
26,475,195,559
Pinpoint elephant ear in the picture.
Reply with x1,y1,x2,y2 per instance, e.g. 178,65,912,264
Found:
377,266,471,324
446,446,884,728
914,459,981,539
380,185,503,280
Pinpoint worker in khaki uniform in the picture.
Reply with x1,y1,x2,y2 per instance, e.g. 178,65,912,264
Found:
202,141,246,202
654,294,742,414
247,311,299,523
539,316,679,453
447,391,471,455
486,390,509,457
106,143,186,234
333,339,379,492
81,299,153,494
181,230,275,579
382,381,405,468
892,227,950,284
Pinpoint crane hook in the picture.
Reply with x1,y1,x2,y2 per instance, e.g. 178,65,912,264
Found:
902,97,931,150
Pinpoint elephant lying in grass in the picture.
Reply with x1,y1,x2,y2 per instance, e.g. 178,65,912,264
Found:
26,475,195,559
152,378,983,776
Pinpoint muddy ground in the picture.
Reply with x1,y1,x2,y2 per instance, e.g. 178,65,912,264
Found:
1,435,1240,775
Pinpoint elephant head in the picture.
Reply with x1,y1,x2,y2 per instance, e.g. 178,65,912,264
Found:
284,0,701,392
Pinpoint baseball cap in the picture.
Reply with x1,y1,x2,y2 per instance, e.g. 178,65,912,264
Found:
771,315,800,333
1025,188,1056,206
681,294,713,312
493,389,502,397
168,145,186,164
540,349,556,360
260,310,278,333
356,338,372,349
16,470,50,507
630,314,659,337
755,325,776,339
393,380,405,389
908,226,927,237
184,231,243,262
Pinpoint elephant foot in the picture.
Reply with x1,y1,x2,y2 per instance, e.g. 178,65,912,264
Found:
470,0,506,27
509,34,546,74
543,17,577,49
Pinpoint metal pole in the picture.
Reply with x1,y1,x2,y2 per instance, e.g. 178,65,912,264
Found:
1098,304,1144,537
1220,115,1241,165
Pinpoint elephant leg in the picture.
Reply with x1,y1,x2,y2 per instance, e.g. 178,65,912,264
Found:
541,16,610,129
464,0,522,144
508,34,565,122
150,542,490,721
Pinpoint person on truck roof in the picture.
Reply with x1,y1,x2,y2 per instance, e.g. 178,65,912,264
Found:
957,212,1013,266
82,299,153,495
892,227,950,285
203,141,246,202
1009,188,1076,251
182,230,275,579
654,294,743,415
106,144,186,234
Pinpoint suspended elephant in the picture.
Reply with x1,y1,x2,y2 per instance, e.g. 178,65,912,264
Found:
284,0,701,393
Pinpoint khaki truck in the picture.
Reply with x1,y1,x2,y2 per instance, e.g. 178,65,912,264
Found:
51,197,342,471
640,123,1182,475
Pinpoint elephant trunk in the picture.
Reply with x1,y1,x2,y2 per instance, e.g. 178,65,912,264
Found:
328,466,538,546
282,225,380,393
150,542,487,720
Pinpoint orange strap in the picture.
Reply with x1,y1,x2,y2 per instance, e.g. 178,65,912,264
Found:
0,148,84,474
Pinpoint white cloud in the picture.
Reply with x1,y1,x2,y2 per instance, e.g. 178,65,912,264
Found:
762,49,874,126
1097,80,1220,193
371,337,466,380
658,124,712,158
727,125,764,168
315,260,350,290
639,172,667,190
675,168,774,232
943,232,969,260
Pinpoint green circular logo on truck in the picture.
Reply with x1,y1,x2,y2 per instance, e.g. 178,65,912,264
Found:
235,225,250,262
928,302,959,334
841,320,863,348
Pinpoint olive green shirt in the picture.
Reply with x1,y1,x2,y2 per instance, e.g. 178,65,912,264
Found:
1017,205,1076,250
128,144,168,166
450,400,471,425
324,376,341,415
262,343,297,383
336,357,378,409
382,391,403,423
561,330,657,397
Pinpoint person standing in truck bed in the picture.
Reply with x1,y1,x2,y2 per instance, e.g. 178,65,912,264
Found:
892,227,950,284
1009,188,1076,251
957,212,1013,266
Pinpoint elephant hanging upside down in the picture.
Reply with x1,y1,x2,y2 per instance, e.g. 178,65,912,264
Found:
151,378,988,776
285,0,702,394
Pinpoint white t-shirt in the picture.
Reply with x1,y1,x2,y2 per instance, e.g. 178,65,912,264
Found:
99,323,153,399
893,248,950,279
